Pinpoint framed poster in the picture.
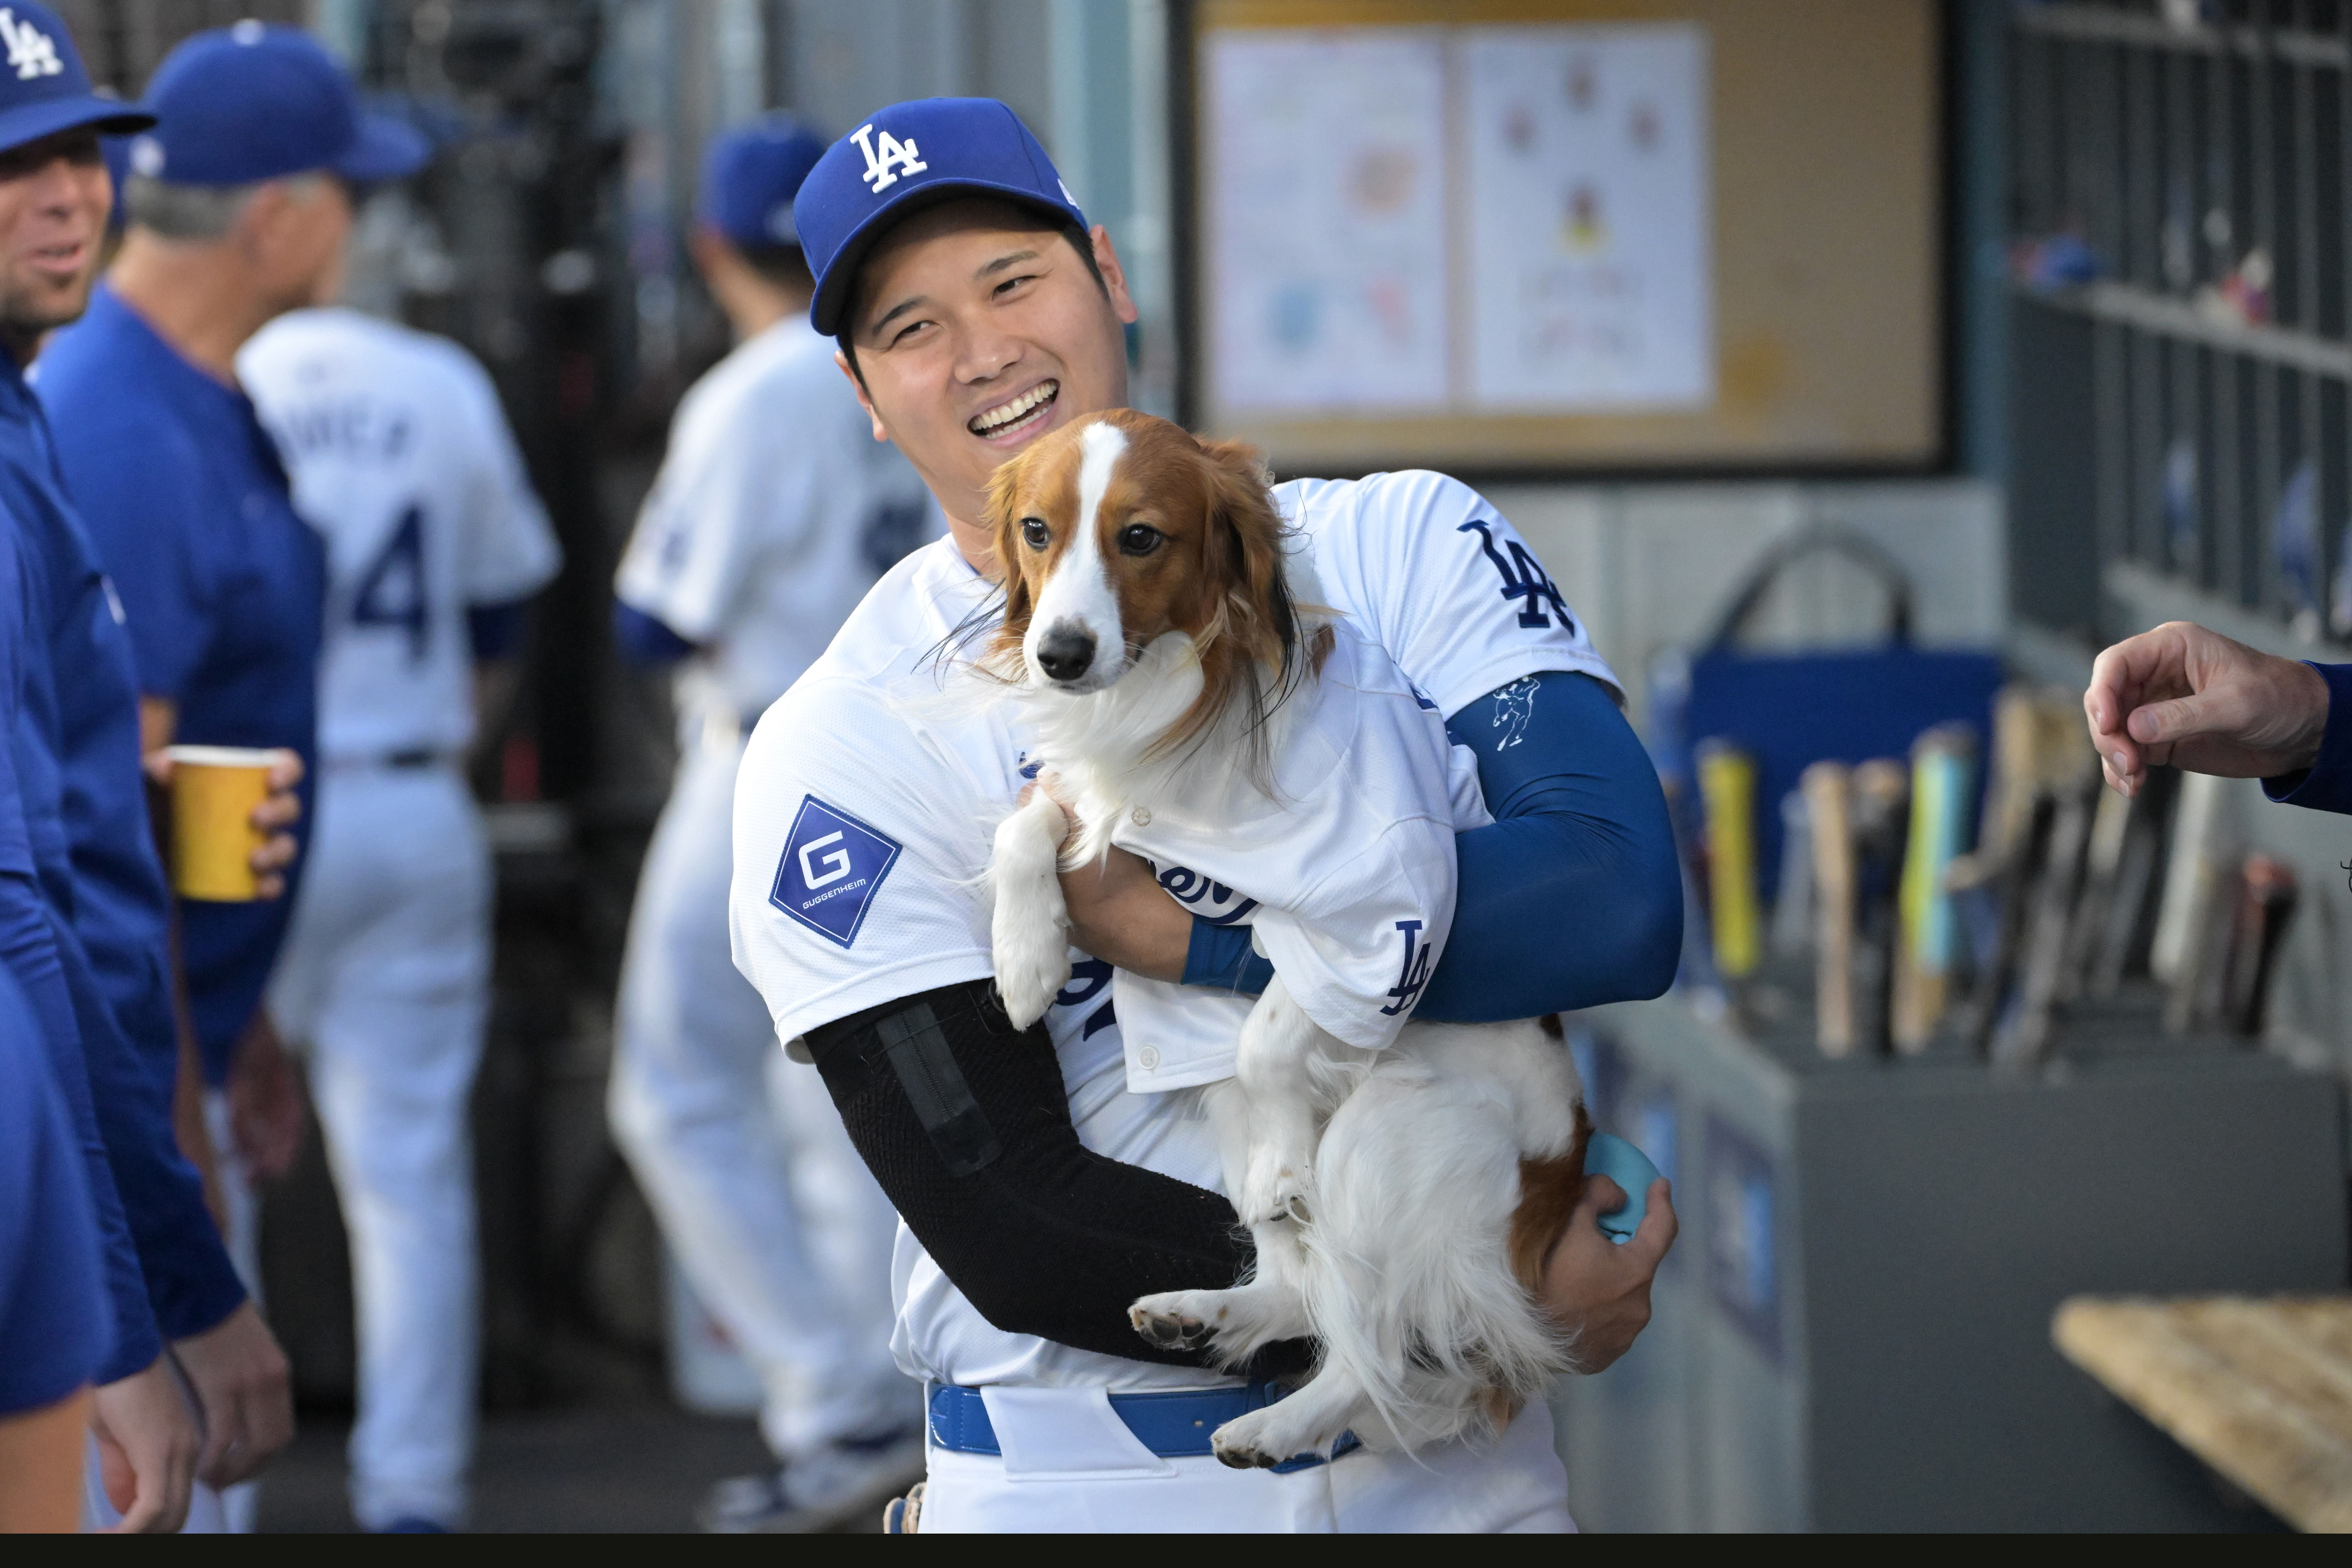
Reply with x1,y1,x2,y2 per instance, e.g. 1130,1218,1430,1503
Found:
1184,0,1946,476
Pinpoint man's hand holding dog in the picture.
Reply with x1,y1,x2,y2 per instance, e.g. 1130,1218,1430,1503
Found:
1545,1175,1676,1372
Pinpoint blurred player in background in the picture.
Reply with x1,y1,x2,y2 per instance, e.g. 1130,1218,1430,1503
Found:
240,243,562,1531
607,115,935,1535
38,23,429,1531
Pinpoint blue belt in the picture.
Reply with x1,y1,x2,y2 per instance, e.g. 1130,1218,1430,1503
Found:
926,1382,1360,1475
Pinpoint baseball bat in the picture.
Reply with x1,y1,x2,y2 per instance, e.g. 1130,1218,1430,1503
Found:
1803,760,1856,1057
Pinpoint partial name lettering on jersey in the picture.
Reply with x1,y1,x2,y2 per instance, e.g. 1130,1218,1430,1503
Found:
269,391,416,463
1055,956,1117,1041
771,795,902,947
1148,859,1258,928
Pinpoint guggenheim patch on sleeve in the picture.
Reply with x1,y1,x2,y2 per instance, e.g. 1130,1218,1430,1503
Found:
771,795,903,947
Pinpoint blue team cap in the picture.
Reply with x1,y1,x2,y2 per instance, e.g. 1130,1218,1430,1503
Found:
795,97,1085,336
0,2,152,154
127,21,427,187
698,115,829,250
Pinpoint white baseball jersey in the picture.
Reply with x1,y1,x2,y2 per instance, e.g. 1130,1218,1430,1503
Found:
730,469,1615,1394
613,315,936,721
1101,614,1492,1093
240,308,561,763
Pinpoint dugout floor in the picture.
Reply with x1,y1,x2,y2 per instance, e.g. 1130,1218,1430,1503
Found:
253,1405,881,1533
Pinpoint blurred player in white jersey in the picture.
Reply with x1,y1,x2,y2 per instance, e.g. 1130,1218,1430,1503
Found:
240,301,562,1533
607,116,935,1534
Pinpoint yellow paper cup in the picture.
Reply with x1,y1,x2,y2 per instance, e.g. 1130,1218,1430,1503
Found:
165,745,275,902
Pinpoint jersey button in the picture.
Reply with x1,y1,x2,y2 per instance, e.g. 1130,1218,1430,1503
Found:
1136,1045,1161,1070
1131,806,1152,827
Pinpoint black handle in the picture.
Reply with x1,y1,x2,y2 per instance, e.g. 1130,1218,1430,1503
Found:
1698,524,1918,654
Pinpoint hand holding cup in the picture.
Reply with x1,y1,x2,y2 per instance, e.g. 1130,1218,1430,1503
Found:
153,747,304,900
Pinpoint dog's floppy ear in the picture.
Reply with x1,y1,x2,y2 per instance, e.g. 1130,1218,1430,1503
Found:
982,451,1037,643
1194,435,1294,674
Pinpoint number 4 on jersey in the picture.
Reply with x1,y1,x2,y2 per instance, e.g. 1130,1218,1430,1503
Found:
1459,518,1572,632
353,503,429,663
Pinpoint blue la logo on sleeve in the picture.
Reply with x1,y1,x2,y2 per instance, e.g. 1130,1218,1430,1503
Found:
771,796,903,947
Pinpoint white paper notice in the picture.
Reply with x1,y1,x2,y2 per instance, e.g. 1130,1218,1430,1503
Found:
1463,25,1713,410
1204,29,1449,413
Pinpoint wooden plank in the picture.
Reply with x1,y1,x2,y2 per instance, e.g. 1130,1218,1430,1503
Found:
2053,1295,2352,1533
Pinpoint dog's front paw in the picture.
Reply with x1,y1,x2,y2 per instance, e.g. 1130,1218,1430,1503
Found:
991,922,1071,1029
1129,1292,1217,1351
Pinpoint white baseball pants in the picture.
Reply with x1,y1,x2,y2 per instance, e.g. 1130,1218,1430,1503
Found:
268,763,488,1531
917,1387,1576,1533
609,733,912,1462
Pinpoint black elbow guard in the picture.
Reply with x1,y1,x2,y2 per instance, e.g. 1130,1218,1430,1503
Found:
804,978,1300,1370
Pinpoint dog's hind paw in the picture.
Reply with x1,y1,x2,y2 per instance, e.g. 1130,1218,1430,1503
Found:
1128,1295,1215,1351
1210,1410,1318,1471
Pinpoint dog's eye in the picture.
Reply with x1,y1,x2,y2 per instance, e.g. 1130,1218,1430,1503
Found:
1117,524,1164,556
1021,518,1050,550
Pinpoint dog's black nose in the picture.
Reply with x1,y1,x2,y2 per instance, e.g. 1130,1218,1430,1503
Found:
1036,626,1097,683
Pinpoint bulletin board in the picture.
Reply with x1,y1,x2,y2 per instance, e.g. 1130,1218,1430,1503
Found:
1182,0,1946,475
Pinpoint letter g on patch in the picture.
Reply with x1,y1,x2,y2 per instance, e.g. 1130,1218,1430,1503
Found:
772,796,903,947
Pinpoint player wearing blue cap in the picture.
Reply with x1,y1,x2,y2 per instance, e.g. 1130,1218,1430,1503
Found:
0,1,330,1533
725,99,1683,1531
239,271,560,1533
608,113,933,1535
37,18,426,1533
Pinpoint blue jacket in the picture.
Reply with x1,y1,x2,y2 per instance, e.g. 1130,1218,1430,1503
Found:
1,476,157,1383
0,354,245,1340
38,285,323,1083
2266,663,2352,815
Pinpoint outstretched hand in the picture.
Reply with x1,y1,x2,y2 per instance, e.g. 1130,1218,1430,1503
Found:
2084,620,2331,797
1542,1175,1676,1372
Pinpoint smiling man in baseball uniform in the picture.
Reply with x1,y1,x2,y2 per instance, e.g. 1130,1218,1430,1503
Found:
725,99,1684,1532
607,115,937,1534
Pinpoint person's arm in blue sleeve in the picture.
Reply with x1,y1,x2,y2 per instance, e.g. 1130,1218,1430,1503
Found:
612,601,700,666
0,962,108,1537
1183,670,1682,1019
68,946,244,1341
2262,662,2352,813
0,880,159,1383
2087,624,2347,807
467,600,529,662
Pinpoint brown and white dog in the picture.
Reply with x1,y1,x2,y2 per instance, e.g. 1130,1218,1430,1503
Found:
979,410,1590,1466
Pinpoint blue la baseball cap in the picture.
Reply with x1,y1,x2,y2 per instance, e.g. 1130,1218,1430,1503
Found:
698,115,829,250
0,1,152,153
127,20,428,188
795,98,1085,336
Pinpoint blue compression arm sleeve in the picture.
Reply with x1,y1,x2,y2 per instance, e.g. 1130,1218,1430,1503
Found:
612,602,699,666
1181,670,1682,1021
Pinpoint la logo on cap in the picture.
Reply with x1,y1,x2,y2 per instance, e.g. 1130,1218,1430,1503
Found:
0,9,61,81
851,121,926,195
